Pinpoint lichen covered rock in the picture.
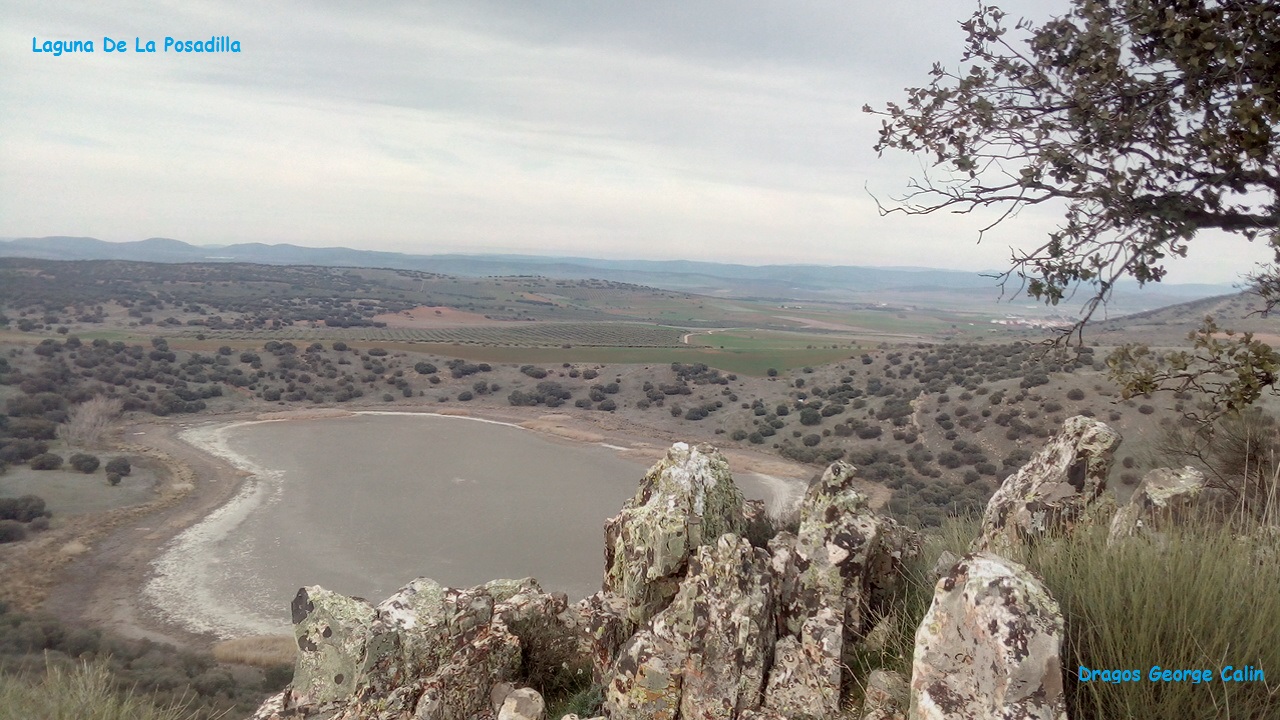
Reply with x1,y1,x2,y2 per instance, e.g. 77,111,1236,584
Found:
974,415,1120,553
860,669,907,720
497,687,545,720
288,586,377,708
413,624,522,720
604,534,775,720
762,607,842,719
603,443,745,630
1108,466,1212,544
910,552,1067,720
576,591,632,685
777,462,920,663
255,578,578,720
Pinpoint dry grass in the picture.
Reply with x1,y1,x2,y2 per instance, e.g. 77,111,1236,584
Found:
0,660,203,720
886,516,1280,720
60,396,124,449
210,635,296,669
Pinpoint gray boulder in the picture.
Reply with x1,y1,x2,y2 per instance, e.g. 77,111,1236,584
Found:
778,462,920,659
1108,466,1213,544
974,415,1120,553
253,578,575,720
860,669,907,720
602,442,745,631
497,687,546,720
910,552,1067,720
603,534,775,720
761,607,843,719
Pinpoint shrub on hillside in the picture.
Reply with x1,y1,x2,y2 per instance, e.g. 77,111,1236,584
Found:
29,453,63,471
104,457,131,477
0,495,51,523
69,453,100,474
0,519,27,543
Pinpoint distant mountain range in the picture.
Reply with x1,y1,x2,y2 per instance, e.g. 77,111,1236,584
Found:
0,236,1239,313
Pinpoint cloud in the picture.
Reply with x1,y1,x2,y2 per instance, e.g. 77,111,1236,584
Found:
0,0,1268,284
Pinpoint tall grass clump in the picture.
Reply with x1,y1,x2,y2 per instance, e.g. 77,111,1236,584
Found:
1018,524,1280,720
0,659,204,720
897,516,1280,720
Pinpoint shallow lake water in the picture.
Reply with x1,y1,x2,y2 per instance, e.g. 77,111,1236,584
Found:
146,413,797,637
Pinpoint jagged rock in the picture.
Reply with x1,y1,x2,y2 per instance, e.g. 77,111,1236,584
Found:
860,669,907,720
777,462,921,663
497,687,545,720
865,516,922,611
742,498,772,547
767,531,799,634
974,416,1120,553
762,607,842,719
488,581,585,695
576,591,631,685
603,443,745,631
930,550,958,581
1108,466,1212,544
677,537,776,720
254,578,579,720
414,623,522,720
359,578,495,712
910,552,1067,720
604,535,775,720
288,586,377,709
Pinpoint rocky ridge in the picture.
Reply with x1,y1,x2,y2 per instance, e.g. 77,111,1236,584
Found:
253,418,1220,720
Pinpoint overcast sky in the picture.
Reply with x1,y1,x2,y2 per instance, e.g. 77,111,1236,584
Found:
0,1,1268,284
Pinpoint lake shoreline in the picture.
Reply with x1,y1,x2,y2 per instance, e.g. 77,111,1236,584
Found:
39,403,824,652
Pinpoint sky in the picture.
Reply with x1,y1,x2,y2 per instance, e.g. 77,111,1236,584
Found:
0,0,1270,284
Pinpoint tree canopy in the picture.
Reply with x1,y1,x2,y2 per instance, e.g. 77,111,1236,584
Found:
868,0,1279,415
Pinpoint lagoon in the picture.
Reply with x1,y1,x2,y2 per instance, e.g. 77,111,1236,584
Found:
146,413,794,637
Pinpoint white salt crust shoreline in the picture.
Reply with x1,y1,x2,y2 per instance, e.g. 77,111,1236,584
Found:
143,411,804,639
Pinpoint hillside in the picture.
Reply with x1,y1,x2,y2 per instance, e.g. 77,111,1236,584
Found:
0,237,1233,313
1090,291,1276,346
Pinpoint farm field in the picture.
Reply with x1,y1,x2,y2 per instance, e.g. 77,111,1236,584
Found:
174,322,688,348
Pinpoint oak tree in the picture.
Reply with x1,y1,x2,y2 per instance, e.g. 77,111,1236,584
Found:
868,0,1278,415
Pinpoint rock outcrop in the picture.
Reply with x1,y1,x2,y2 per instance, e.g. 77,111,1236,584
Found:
253,431,1104,720
603,534,775,720
775,462,920,665
910,552,1067,720
974,415,1120,553
254,578,571,720
761,607,843,718
1107,466,1213,544
602,443,745,631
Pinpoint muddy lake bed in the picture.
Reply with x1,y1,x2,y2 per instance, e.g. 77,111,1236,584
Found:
145,412,800,637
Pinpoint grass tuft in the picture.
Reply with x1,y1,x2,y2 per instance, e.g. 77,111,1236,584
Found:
210,635,296,669
885,516,1280,720
0,659,207,720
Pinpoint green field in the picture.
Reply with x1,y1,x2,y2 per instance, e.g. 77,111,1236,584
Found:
175,323,687,347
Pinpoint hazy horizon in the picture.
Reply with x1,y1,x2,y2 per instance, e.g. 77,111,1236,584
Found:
2,1,1269,284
